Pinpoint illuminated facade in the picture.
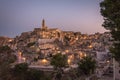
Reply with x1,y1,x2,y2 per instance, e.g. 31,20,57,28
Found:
33,19,63,40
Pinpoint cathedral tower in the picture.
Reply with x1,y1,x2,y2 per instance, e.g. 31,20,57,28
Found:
42,19,45,28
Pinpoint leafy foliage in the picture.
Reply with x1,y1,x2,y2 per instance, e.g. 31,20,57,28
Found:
27,69,44,80
12,63,45,80
0,46,47,80
100,0,120,62
77,56,96,76
0,46,16,64
51,53,68,69
13,63,28,75
0,45,12,53
0,46,16,80
50,53,68,80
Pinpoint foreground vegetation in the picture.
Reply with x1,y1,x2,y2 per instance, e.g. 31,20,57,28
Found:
0,46,97,80
100,0,120,62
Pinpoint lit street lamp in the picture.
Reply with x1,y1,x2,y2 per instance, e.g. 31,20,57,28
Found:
42,58,48,65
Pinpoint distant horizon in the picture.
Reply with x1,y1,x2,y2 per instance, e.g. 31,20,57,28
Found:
0,0,106,38
0,19,108,38
0,23,108,38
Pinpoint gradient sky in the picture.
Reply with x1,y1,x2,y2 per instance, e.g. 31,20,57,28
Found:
0,0,106,37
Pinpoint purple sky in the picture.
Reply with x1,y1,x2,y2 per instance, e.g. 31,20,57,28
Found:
0,0,106,37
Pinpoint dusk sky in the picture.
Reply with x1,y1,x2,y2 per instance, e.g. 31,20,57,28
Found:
0,0,106,37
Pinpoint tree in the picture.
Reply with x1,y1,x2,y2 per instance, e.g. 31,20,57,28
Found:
0,46,17,80
12,63,28,80
13,63,28,75
50,53,68,80
0,45,12,53
100,0,120,62
77,56,96,76
12,63,45,80
51,53,68,69
27,69,44,80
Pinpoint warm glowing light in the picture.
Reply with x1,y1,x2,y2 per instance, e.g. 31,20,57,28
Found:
18,52,22,56
75,37,78,40
56,47,59,50
8,39,12,42
67,59,71,65
83,36,87,39
79,52,87,58
88,45,92,48
36,48,40,52
42,59,48,65
57,51,60,53
107,60,110,63
22,57,26,62
52,48,55,50
84,54,87,57
65,50,69,53
18,51,22,63
69,55,73,59
80,52,83,57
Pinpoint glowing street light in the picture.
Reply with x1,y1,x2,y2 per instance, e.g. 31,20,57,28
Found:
42,59,48,65
88,45,93,48
18,51,22,63
65,50,69,53
84,53,87,57
80,52,83,58
67,59,71,65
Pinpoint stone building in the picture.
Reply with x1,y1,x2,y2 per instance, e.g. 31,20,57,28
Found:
33,19,63,41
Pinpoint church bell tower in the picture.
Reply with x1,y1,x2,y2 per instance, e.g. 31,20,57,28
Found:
42,19,45,28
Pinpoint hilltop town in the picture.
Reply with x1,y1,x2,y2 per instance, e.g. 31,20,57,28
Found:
0,19,113,80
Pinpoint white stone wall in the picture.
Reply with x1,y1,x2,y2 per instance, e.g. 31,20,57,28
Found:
38,39,55,44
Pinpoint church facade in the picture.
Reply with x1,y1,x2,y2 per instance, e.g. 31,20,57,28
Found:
33,19,63,40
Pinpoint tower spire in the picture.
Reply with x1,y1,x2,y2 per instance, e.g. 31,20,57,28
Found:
42,19,45,28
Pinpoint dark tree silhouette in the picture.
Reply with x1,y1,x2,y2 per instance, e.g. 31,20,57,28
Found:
77,56,96,76
100,0,120,62
50,53,68,80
